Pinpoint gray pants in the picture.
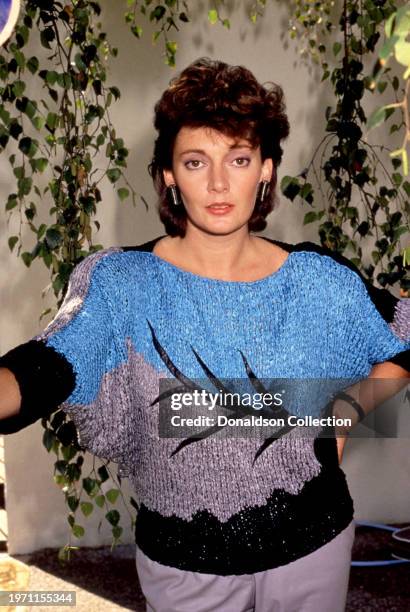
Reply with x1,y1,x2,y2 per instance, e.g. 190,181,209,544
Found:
135,520,356,612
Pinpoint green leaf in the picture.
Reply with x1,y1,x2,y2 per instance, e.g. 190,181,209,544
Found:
45,71,58,86
392,172,402,186
13,49,25,68
74,53,86,71
24,100,37,119
6,195,18,211
117,187,129,201
393,226,408,241
300,183,313,200
31,116,45,130
106,489,120,504
166,40,177,54
109,86,121,100
18,177,32,196
19,137,38,158
21,252,33,267
67,496,79,513
395,40,410,67
55,460,67,474
371,250,381,265
67,514,75,528
208,9,218,24
72,524,85,539
33,158,48,172
379,35,399,61
105,509,120,526
80,502,94,517
27,56,39,74
97,465,110,482
83,477,99,497
131,25,143,38
367,106,387,130
303,211,317,225
8,236,18,252
95,495,105,508
107,168,121,183
43,429,56,452
402,181,410,197
393,11,410,36
280,176,300,201
61,445,77,462
12,80,26,97
0,106,10,126
45,228,63,249
333,42,342,56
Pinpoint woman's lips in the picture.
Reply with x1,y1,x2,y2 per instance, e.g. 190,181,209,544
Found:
206,203,234,215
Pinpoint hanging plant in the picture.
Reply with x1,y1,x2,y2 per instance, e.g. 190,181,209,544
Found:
0,0,141,560
279,0,409,295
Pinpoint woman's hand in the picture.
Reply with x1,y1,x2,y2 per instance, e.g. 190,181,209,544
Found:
333,361,409,465
332,400,359,465
336,436,346,465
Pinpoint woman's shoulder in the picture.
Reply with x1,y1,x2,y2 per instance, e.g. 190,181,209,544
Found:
68,239,162,290
263,237,362,287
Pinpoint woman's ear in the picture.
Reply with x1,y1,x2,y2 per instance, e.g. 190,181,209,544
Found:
163,168,176,187
262,158,274,183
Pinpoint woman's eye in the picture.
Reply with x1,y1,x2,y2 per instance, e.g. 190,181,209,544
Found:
234,157,251,166
185,160,203,169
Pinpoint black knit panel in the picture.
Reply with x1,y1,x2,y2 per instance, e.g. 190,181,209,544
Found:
135,464,354,575
0,340,76,434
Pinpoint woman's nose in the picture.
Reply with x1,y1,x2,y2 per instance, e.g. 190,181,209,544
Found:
207,165,229,193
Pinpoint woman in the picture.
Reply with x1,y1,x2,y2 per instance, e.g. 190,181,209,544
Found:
0,58,409,612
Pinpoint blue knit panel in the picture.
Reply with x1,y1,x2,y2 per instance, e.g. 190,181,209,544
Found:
36,249,119,405
34,246,409,412
107,249,409,382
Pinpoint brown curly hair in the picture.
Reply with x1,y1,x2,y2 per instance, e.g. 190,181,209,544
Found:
148,57,290,237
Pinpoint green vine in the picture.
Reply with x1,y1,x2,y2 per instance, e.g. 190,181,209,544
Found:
280,0,409,295
0,0,141,559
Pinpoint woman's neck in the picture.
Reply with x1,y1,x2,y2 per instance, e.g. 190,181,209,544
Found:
153,228,288,282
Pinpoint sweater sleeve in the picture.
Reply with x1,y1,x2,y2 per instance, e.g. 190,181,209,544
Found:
349,272,410,368
282,240,410,373
0,250,114,434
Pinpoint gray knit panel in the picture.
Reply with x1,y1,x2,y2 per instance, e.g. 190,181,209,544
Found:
390,298,410,343
33,247,122,342
61,334,322,522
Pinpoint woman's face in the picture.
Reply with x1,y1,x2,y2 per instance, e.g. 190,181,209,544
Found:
163,126,273,236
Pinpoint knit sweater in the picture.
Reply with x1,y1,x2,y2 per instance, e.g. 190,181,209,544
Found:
1,235,409,575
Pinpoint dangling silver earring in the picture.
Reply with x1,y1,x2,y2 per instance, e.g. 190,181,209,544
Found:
167,184,181,207
259,180,270,203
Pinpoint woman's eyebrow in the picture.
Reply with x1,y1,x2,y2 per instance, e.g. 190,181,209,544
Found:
179,144,253,156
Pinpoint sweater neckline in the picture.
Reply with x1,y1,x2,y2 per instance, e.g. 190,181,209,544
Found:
146,235,297,286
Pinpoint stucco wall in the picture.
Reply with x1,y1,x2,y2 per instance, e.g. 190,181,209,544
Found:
1,1,409,554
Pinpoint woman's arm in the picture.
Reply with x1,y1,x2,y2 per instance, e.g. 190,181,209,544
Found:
0,249,114,435
335,361,409,463
0,367,21,419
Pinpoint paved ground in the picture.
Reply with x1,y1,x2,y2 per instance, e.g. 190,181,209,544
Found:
2,524,409,611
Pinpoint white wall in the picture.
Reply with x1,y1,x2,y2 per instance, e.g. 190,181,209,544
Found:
1,1,409,554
